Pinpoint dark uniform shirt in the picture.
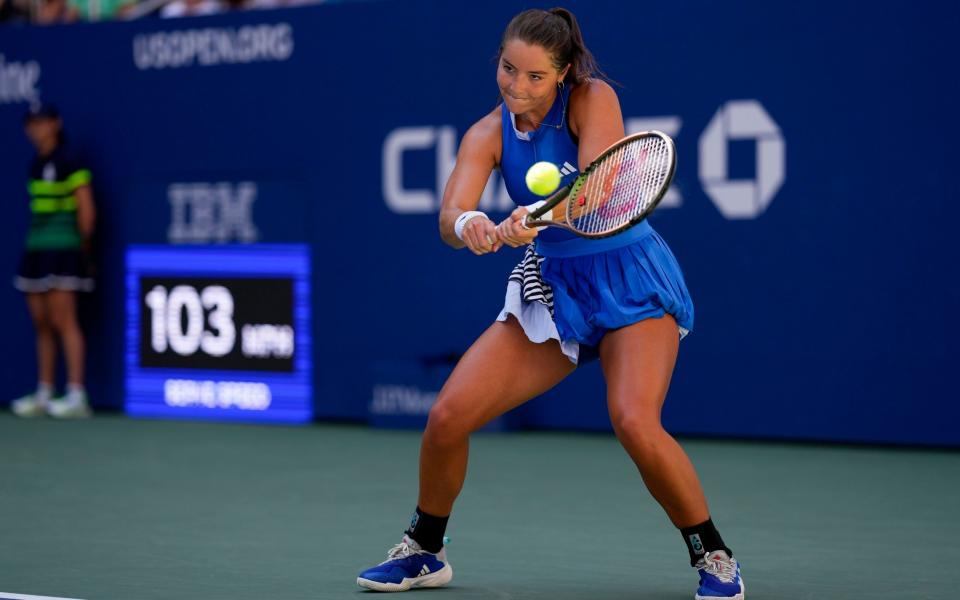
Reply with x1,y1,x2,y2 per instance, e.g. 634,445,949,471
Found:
26,145,91,251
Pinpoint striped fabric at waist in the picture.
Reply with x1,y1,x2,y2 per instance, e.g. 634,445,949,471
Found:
508,245,554,315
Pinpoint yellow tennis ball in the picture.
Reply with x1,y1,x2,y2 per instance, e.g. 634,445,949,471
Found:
525,161,561,196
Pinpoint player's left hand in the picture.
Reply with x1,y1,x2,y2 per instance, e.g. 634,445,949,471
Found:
496,206,539,248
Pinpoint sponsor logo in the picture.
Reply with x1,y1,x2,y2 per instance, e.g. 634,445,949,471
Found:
168,182,259,244
370,384,437,417
0,54,41,105
133,24,294,70
689,533,705,555
384,101,784,220
382,126,514,214
699,100,785,219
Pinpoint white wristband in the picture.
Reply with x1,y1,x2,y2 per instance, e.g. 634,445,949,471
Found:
454,210,488,241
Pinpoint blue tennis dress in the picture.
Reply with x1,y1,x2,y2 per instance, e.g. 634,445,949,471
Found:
495,84,694,363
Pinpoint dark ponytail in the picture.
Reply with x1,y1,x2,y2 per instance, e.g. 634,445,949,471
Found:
499,7,605,85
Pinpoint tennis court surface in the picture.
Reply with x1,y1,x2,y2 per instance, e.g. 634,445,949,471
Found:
1,414,955,599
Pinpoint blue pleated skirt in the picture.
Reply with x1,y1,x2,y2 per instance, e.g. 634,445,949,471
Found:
496,224,693,364
540,230,694,348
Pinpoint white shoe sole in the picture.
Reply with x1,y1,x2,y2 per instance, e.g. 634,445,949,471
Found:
357,563,453,592
696,580,745,600
47,405,92,419
12,405,47,418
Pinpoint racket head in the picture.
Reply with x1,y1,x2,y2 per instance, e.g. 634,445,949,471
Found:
526,131,676,238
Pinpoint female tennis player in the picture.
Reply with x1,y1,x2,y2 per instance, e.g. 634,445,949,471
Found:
358,8,744,599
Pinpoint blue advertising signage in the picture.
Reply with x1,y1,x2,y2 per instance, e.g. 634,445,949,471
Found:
125,245,311,423
0,0,957,445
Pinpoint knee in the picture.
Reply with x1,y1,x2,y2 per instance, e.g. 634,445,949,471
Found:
32,311,53,335
47,310,77,334
46,311,68,334
424,398,472,448
611,411,667,453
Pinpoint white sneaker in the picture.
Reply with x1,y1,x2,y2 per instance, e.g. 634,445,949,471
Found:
12,393,48,418
47,391,92,419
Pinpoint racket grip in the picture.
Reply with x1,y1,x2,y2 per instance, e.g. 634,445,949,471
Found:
523,200,547,230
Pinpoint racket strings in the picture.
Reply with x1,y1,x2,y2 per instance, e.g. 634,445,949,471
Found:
566,136,673,236
569,148,618,231
569,145,627,233
588,151,620,232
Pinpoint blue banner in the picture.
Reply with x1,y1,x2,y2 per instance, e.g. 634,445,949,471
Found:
0,1,956,444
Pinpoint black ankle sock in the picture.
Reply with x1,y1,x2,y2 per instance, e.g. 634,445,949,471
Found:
681,518,732,567
405,507,448,553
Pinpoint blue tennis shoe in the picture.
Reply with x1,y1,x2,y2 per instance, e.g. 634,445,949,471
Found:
357,535,453,592
695,550,744,600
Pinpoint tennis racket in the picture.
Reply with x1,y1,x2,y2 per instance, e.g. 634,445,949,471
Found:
523,131,676,238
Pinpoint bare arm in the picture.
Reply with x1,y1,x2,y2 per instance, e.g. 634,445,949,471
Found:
74,184,95,244
568,79,626,170
439,112,502,254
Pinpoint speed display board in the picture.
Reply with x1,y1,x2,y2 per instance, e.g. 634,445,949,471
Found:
126,245,311,423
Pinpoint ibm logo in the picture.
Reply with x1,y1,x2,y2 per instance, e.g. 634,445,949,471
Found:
168,182,259,244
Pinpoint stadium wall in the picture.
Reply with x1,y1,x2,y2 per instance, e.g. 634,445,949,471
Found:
0,0,957,445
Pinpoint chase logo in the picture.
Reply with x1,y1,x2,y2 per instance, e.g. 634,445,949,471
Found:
382,127,515,214
699,100,785,219
0,54,41,105
383,100,785,221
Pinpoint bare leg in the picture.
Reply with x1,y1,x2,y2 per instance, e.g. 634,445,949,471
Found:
600,315,709,528
46,290,85,387
25,293,56,386
418,317,575,516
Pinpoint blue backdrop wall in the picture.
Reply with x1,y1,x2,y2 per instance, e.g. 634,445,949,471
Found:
1,0,957,445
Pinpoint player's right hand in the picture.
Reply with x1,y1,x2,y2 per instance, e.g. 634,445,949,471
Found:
495,206,539,248
461,215,502,255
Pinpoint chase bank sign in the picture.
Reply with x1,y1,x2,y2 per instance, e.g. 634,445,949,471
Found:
382,100,784,220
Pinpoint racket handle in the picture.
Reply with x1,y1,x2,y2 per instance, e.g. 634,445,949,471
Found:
523,201,547,230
